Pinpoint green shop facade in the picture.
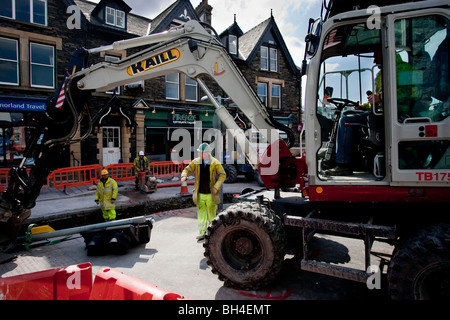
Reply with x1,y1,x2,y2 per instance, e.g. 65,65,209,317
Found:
133,98,215,163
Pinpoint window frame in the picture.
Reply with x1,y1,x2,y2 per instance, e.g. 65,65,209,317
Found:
0,37,20,86
105,6,125,28
29,41,54,89
185,75,198,102
31,0,47,25
115,9,125,28
0,0,13,19
257,82,268,106
271,83,281,109
229,35,238,55
270,48,278,72
260,45,278,72
260,46,269,70
102,126,120,148
0,0,47,26
105,7,115,26
166,73,180,100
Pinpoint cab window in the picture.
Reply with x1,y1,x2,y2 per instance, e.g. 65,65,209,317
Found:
395,15,449,123
395,15,450,170
317,23,382,141
316,22,384,179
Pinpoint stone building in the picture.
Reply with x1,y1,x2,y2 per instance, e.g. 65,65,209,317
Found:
219,13,301,147
0,0,301,169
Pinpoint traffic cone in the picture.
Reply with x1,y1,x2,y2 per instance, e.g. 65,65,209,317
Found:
177,180,191,196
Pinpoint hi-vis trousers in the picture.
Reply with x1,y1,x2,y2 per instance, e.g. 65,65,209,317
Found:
101,209,116,221
197,193,217,236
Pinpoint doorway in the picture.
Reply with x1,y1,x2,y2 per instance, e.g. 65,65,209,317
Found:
102,127,121,166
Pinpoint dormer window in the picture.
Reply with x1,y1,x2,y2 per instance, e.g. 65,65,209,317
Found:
105,7,125,28
229,35,237,55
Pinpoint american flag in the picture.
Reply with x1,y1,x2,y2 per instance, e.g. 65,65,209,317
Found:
55,67,76,109
55,70,70,109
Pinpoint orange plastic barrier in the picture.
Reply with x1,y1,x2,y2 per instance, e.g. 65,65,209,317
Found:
90,267,184,300
106,161,190,181
0,262,92,300
0,160,193,192
51,165,102,190
149,161,183,178
106,163,134,182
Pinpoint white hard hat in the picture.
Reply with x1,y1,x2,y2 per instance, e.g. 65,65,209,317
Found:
139,151,144,156
197,143,212,153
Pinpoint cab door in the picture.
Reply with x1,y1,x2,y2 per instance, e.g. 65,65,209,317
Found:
387,10,450,186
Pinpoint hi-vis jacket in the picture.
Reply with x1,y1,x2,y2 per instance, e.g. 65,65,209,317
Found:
95,177,118,210
181,156,226,205
133,156,149,175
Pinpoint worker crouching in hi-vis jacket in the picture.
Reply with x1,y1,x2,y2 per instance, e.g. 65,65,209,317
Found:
181,143,226,241
133,150,149,190
95,169,119,221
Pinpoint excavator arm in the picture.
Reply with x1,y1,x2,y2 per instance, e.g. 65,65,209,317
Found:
76,20,295,163
0,20,304,250
73,20,304,184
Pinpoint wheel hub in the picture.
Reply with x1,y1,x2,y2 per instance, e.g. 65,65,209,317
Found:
234,236,253,256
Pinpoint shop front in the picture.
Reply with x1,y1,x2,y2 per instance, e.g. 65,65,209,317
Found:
0,96,47,168
143,104,215,163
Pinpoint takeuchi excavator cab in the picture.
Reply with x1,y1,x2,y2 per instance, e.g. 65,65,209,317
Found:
302,1,450,197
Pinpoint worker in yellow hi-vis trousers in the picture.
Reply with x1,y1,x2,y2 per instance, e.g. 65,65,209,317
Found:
95,169,118,221
181,143,226,241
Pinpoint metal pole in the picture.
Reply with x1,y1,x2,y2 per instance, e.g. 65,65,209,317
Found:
18,216,151,243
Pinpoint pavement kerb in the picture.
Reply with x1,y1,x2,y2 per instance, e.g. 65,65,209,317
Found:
26,180,261,230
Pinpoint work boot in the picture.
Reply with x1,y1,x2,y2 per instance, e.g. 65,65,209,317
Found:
323,166,353,176
317,147,327,158
321,159,335,170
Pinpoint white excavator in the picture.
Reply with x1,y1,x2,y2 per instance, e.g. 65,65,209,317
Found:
1,0,449,299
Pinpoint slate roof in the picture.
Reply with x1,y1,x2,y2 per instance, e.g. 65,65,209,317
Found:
148,0,179,34
65,0,297,71
148,0,199,34
71,0,152,36
229,16,298,72
239,18,271,61
219,19,244,39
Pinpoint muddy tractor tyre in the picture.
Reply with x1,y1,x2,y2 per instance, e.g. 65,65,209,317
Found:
387,223,450,300
204,202,286,290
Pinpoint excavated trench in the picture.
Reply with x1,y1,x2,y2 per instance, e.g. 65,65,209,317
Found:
19,191,236,234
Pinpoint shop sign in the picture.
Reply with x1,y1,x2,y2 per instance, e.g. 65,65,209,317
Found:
169,113,198,126
0,97,47,112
